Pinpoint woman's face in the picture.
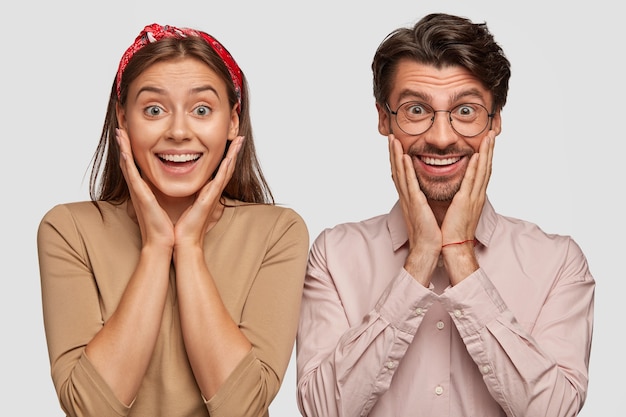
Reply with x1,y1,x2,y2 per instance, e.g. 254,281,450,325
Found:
117,57,239,203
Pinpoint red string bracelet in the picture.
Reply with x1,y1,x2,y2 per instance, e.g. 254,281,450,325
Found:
441,239,477,248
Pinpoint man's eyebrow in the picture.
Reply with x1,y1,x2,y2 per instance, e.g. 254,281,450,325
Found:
451,88,486,103
396,89,431,103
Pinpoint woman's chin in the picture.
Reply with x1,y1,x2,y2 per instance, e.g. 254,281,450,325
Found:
153,185,201,202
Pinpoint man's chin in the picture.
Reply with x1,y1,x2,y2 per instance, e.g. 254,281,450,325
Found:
418,180,461,202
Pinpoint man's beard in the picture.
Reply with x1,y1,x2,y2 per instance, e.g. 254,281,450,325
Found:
408,143,469,201
415,173,462,201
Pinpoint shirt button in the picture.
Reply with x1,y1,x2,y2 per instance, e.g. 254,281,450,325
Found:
434,385,444,395
481,365,491,374
436,321,445,330
453,309,462,318
414,307,424,315
385,361,396,369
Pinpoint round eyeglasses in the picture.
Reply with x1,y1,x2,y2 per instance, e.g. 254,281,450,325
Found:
386,101,495,137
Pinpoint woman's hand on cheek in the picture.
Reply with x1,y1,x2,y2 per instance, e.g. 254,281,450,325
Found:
116,128,174,249
174,136,245,247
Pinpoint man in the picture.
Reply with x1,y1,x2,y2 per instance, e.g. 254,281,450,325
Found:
296,13,594,417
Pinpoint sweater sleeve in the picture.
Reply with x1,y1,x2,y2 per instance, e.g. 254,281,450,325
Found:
37,204,131,417
205,208,310,417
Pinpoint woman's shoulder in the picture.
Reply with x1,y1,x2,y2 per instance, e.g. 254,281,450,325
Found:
227,200,304,222
224,200,308,237
42,200,120,216
39,200,129,230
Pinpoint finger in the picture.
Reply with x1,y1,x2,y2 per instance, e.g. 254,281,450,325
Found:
483,131,496,191
388,135,398,183
473,132,495,198
115,128,130,155
115,129,157,209
116,129,136,182
458,150,479,197
196,136,244,205
402,153,421,202
224,136,244,178
218,136,243,186
391,137,427,218
115,129,142,187
388,135,408,197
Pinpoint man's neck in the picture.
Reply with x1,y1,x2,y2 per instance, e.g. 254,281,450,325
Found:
428,199,451,227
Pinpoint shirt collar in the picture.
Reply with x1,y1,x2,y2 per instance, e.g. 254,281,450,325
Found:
386,197,498,251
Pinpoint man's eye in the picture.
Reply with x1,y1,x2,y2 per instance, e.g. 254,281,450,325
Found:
452,104,482,119
407,105,425,115
193,105,211,116
457,105,474,116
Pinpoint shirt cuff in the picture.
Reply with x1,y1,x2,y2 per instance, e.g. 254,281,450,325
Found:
439,268,507,337
375,268,436,334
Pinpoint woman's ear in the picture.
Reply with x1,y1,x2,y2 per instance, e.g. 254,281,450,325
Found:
228,105,240,140
116,103,127,130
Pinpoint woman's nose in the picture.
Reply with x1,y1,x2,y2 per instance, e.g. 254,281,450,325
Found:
166,112,192,142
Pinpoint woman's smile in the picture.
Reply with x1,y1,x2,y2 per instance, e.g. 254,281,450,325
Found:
156,152,203,173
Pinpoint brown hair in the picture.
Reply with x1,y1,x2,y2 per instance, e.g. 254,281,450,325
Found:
372,13,511,112
89,35,274,205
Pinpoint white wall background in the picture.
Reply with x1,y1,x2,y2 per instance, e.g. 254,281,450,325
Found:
2,1,621,415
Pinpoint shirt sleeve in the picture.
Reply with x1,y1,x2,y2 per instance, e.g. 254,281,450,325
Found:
37,205,132,417
296,230,436,417
206,208,310,417
439,237,595,417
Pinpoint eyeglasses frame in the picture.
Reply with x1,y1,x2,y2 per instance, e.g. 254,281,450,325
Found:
385,101,496,138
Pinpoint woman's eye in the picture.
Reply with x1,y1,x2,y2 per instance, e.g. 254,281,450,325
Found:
193,105,211,116
145,105,163,117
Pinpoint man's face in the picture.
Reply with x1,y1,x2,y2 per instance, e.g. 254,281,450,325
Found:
377,60,501,201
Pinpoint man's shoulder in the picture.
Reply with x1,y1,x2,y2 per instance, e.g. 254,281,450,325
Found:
492,212,586,261
315,212,390,244
496,213,572,241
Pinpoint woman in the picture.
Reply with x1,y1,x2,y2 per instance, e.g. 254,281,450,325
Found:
37,23,309,417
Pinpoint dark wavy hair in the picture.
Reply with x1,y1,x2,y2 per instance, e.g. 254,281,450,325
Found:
372,13,511,112
89,35,274,205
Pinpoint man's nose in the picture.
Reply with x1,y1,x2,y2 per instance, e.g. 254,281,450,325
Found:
423,111,459,148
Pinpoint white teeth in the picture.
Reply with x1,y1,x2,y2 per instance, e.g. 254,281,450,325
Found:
159,153,201,162
421,156,460,166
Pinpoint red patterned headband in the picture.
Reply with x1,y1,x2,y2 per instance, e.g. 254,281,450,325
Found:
115,23,243,113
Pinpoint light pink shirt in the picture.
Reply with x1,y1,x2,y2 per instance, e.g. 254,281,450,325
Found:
296,199,594,417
